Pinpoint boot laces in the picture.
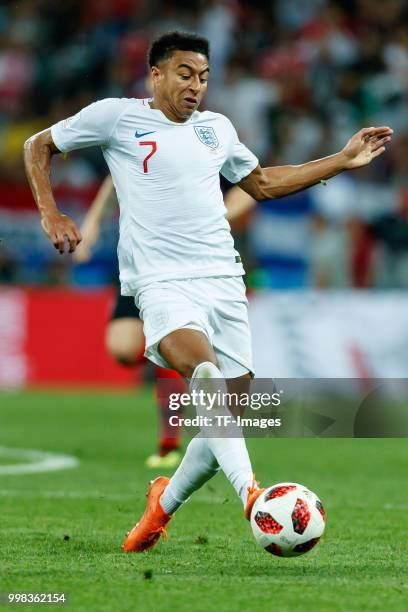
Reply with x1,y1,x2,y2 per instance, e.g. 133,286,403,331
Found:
147,525,168,544
247,473,259,497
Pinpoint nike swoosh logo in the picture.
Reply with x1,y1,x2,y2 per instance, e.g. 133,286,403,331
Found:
135,130,156,138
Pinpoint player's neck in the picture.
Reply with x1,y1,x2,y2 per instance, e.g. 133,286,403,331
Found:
149,97,190,124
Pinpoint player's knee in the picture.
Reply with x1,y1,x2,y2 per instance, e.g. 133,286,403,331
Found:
105,320,144,366
105,332,138,366
178,358,220,379
158,329,220,378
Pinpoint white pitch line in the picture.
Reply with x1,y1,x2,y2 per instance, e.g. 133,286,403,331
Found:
0,487,405,510
0,488,224,504
0,489,129,500
383,503,408,510
0,446,79,475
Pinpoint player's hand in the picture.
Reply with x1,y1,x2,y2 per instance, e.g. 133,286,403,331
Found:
41,212,82,254
341,126,393,169
72,220,100,263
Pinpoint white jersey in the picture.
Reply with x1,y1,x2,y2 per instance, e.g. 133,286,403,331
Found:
51,98,258,294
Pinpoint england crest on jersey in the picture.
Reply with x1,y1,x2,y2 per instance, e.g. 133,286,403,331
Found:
194,126,219,149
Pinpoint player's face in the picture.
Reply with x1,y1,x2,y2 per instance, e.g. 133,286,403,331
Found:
151,50,209,122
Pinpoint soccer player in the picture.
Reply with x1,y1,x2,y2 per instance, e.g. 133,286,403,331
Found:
24,31,392,553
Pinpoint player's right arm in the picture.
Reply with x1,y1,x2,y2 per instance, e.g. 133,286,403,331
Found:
73,175,117,263
24,97,132,255
23,128,82,254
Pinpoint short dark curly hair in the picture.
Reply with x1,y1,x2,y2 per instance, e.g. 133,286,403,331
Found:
148,31,210,68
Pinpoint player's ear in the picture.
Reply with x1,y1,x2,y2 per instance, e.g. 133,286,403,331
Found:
150,66,161,85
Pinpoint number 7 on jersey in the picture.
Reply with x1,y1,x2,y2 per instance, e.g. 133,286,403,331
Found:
139,141,157,173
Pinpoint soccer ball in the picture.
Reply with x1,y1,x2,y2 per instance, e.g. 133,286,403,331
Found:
250,482,326,557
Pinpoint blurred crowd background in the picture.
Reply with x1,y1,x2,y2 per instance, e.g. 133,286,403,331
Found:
1,0,408,289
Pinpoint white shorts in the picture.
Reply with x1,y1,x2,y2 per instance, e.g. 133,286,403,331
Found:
135,276,254,378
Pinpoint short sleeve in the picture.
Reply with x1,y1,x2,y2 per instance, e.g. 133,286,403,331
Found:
50,98,132,153
220,119,259,183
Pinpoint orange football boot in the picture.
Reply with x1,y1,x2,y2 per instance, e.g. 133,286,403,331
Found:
244,475,265,521
123,476,172,552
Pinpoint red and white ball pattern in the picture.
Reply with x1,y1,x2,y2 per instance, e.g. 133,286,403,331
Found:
250,483,326,557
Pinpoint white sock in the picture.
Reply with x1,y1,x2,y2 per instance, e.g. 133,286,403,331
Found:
160,433,219,515
190,362,254,507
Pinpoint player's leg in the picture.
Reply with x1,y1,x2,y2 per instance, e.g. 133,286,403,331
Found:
145,367,185,469
158,342,255,514
123,333,257,552
106,317,144,365
107,293,183,465
123,279,259,551
156,327,219,377
124,328,224,550
205,275,265,514
106,294,145,366
158,277,265,517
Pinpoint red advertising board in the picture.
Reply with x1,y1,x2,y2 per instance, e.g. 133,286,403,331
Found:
0,287,137,388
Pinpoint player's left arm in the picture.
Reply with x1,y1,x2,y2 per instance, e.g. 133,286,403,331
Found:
238,126,393,200
73,175,117,263
224,186,256,221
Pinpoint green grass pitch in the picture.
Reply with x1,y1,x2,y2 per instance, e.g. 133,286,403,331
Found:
1,388,407,611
